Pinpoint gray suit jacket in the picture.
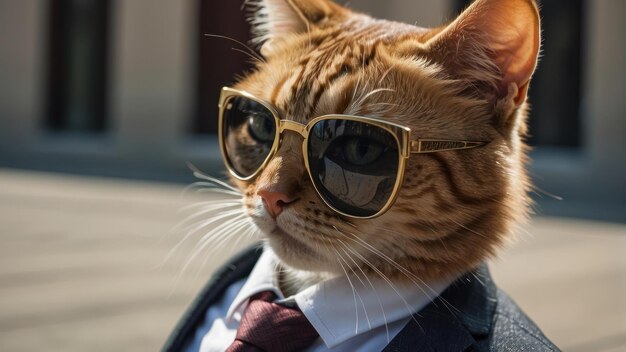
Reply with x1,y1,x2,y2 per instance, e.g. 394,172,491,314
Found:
163,245,559,351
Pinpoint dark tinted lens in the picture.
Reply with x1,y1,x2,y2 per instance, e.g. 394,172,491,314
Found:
307,119,400,217
222,95,276,177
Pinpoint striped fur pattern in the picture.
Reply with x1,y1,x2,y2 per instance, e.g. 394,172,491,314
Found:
228,0,541,290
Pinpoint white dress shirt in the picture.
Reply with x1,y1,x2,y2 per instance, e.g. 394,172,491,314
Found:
185,249,454,352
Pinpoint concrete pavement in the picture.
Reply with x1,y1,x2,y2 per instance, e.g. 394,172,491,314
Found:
0,168,624,351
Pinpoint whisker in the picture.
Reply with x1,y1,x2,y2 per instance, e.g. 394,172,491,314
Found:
349,69,364,110
183,181,238,193
164,210,244,264
192,214,249,254
448,217,488,239
378,65,395,86
203,34,266,63
181,215,249,275
324,240,360,334
231,47,264,64
359,87,396,103
161,203,242,245
334,225,439,301
171,216,248,291
337,248,372,333
335,227,465,319
199,218,251,254
195,218,253,278
335,237,422,333
187,162,240,192
337,241,386,339
178,199,242,213
194,188,243,197
176,208,245,237
365,102,399,108
173,203,243,232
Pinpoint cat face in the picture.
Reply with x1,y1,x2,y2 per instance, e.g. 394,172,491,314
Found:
227,0,540,282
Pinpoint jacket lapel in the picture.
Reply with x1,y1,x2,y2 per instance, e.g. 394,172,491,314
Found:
161,245,263,352
383,264,497,352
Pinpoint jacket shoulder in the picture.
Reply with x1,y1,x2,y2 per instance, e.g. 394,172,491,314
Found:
478,289,560,352
383,265,559,352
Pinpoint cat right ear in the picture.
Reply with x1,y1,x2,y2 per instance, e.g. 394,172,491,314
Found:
425,0,541,107
247,0,346,56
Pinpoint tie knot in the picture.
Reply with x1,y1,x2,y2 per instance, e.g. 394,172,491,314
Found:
226,291,319,352
249,290,276,303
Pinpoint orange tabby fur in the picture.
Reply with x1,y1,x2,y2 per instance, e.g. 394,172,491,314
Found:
229,0,541,287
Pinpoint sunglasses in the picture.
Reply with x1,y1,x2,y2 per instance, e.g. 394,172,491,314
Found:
218,87,487,219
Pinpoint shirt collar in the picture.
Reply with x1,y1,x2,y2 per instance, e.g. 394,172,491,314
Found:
226,249,454,348
225,249,283,321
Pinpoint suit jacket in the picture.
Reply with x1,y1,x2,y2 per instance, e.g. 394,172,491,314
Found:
163,245,559,352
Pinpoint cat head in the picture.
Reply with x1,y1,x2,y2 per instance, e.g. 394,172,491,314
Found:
228,0,541,282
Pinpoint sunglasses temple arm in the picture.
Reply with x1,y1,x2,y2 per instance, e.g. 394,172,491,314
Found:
410,140,487,153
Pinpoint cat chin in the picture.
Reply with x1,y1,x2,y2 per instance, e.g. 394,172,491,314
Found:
249,211,340,274
263,228,337,273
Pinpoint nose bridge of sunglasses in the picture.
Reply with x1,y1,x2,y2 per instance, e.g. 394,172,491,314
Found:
279,120,307,138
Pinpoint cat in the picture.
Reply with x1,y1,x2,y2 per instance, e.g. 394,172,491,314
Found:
164,0,558,351
231,0,536,293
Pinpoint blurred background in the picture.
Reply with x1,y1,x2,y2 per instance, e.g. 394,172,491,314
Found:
0,0,624,351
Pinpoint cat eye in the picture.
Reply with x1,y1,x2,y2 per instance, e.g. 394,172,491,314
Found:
342,137,386,166
219,87,488,219
248,113,275,142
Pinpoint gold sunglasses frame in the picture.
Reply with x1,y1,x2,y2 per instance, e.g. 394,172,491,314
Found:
218,87,486,219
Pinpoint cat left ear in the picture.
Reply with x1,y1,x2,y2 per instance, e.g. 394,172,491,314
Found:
248,0,345,56
426,0,541,106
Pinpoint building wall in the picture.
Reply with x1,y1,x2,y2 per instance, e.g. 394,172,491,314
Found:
0,0,623,220
0,0,45,149
349,0,451,27
531,0,625,220
111,0,194,164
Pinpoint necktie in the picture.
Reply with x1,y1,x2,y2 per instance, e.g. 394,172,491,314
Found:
226,291,319,352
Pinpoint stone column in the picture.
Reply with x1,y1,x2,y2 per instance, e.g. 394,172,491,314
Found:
110,0,195,167
583,0,626,202
0,0,46,153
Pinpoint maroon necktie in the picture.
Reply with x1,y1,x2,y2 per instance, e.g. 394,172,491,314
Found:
226,291,319,352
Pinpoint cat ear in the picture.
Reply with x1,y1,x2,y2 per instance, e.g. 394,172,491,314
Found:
248,0,344,55
426,0,541,106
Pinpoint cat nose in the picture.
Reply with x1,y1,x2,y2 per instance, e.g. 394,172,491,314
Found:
257,190,295,218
